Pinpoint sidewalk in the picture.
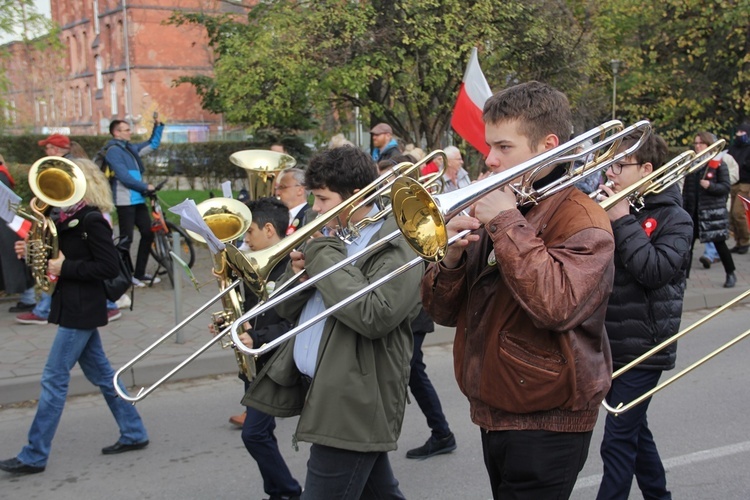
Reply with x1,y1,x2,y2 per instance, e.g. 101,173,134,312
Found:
1,243,748,406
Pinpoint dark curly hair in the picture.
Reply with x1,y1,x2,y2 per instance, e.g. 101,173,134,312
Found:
305,146,377,199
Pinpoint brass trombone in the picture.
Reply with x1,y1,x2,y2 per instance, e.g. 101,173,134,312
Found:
598,139,744,416
113,197,252,403
112,154,445,403
598,139,726,212
224,150,448,300
603,288,750,416
228,120,652,357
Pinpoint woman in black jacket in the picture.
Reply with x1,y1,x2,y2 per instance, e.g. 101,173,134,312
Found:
0,159,149,476
683,131,736,288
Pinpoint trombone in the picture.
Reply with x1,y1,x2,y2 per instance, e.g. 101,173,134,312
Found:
113,197,252,403
603,288,750,416
224,150,447,300
598,139,726,212
228,120,652,357
112,154,445,403
597,139,745,416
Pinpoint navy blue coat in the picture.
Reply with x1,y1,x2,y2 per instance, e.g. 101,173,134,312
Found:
606,184,693,371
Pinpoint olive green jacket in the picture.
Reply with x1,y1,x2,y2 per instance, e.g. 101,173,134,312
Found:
243,217,422,452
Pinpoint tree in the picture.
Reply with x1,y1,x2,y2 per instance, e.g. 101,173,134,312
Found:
0,0,59,130
594,0,750,145
172,0,605,150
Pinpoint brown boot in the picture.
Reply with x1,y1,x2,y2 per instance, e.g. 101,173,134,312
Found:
229,411,246,428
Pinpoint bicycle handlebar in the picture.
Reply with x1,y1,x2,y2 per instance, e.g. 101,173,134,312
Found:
145,179,169,198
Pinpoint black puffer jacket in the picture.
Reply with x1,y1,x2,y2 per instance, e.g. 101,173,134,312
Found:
728,139,750,183
682,159,731,242
606,184,693,371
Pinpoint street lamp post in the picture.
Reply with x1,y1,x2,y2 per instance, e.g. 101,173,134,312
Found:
611,59,621,121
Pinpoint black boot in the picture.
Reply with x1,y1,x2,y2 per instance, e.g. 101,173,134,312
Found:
724,272,736,288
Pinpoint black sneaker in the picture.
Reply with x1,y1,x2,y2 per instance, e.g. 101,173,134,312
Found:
9,302,35,313
405,433,457,459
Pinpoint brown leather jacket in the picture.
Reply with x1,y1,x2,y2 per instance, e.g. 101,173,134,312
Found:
422,187,615,432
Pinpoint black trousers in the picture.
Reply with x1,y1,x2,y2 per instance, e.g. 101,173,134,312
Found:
481,428,592,500
116,204,153,278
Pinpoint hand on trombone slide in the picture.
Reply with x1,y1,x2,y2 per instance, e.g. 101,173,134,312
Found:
596,183,630,222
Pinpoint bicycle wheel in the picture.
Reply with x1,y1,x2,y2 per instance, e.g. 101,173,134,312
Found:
151,230,175,287
165,221,196,268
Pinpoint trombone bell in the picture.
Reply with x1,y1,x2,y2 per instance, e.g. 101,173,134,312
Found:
391,177,447,261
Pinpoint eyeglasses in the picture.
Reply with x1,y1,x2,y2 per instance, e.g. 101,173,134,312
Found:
275,184,301,191
609,162,641,175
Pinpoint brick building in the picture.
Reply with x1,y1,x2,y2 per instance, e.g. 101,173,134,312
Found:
2,0,254,141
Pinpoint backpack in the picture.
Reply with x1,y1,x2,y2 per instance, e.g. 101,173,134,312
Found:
93,145,116,179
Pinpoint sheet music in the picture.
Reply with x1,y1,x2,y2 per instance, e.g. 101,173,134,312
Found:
0,180,22,224
168,199,225,255
221,181,233,199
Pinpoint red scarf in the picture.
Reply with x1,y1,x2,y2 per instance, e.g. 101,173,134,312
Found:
0,163,15,189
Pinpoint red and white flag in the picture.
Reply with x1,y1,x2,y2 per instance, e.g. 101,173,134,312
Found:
451,47,492,156
7,215,32,239
740,195,750,230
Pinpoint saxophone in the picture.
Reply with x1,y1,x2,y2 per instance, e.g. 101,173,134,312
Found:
20,157,87,296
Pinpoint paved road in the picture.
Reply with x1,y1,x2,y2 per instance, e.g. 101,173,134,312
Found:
1,305,749,499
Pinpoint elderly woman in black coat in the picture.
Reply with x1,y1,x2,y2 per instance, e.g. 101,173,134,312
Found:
683,131,736,288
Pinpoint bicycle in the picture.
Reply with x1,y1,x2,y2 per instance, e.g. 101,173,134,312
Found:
146,179,196,287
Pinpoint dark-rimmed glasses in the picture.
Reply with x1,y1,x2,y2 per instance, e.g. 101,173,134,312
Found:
609,162,641,175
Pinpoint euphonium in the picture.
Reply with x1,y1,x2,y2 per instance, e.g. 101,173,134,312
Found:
19,156,87,295
185,197,254,379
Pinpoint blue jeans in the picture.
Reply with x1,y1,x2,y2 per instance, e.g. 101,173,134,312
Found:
702,241,718,261
242,405,301,498
410,332,451,439
17,326,148,467
597,369,671,500
19,286,36,306
303,444,404,500
32,292,52,319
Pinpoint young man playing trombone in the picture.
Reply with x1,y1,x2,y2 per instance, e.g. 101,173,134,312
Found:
243,146,423,499
595,133,693,500
421,81,616,499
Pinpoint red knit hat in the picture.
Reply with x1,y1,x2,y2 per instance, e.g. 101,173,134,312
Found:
38,134,71,149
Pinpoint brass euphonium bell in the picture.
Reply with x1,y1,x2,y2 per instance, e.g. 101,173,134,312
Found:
22,156,87,295
187,197,256,379
230,149,296,201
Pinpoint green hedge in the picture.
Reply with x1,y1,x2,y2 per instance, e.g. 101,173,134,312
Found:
0,132,313,197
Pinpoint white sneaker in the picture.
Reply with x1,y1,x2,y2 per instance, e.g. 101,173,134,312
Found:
115,293,132,309
133,274,161,287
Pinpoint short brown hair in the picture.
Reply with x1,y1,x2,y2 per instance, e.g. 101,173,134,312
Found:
482,81,572,152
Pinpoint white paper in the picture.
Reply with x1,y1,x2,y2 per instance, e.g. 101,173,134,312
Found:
0,180,22,224
221,181,233,199
168,199,225,255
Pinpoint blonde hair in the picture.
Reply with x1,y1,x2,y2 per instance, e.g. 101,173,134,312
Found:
74,158,114,213
328,133,354,149
403,144,425,161
69,141,90,159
